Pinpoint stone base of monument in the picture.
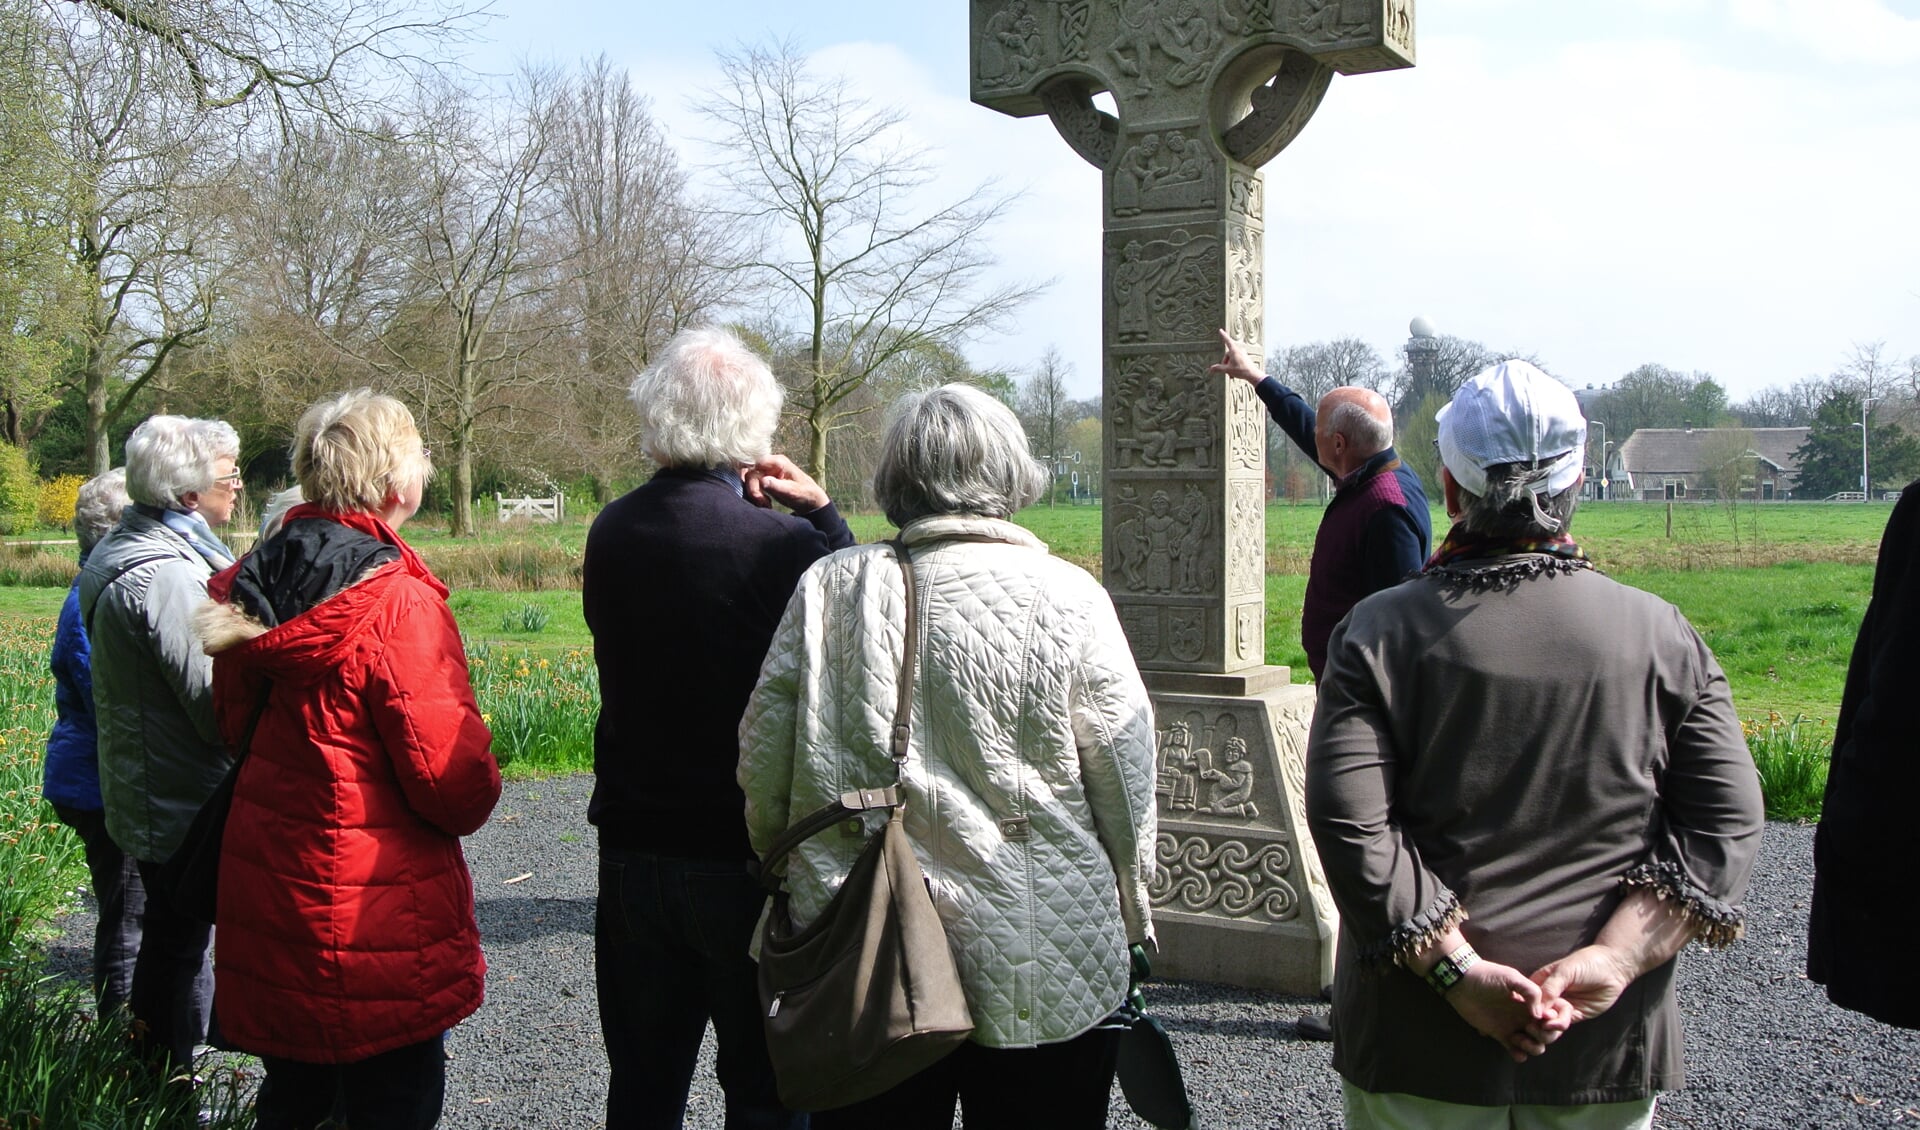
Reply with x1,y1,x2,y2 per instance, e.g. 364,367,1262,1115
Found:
1143,669,1335,996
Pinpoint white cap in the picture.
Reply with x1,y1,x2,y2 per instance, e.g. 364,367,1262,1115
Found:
1435,360,1586,497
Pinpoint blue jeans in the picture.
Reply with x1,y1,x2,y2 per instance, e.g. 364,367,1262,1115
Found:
52,804,144,1015
596,850,805,1130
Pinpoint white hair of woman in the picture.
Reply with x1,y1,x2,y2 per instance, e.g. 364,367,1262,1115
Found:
123,416,241,510
258,486,307,541
872,383,1049,528
74,468,130,555
628,327,783,469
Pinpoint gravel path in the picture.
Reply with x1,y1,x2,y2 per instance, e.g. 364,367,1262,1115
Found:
44,777,1920,1127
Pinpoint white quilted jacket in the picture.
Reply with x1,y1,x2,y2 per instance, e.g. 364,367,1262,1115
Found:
739,515,1158,1048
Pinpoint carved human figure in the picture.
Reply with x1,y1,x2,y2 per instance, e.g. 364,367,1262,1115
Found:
1156,720,1200,812
1142,490,1178,592
1112,134,1164,217
1134,376,1187,465
1108,0,1162,95
1201,736,1259,817
1155,0,1218,86
1174,483,1213,593
979,1,1042,85
1112,240,1158,341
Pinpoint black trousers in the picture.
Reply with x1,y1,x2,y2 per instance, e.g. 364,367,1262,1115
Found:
51,804,144,1014
254,1035,447,1130
129,857,213,1075
810,1026,1121,1130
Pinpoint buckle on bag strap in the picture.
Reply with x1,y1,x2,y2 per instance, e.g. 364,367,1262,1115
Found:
839,786,901,812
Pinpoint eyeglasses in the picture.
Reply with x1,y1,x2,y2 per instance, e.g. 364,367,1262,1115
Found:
213,474,244,489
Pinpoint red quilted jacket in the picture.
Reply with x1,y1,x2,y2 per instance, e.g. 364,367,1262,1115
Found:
200,516,500,1063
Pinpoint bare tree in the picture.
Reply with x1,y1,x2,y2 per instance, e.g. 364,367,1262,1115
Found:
545,57,736,501
49,11,234,472
46,0,475,123
1020,346,1075,504
699,40,1043,482
1269,337,1386,403
0,0,86,447
390,71,564,536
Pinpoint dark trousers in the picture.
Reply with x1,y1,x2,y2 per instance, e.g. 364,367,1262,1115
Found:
595,850,805,1130
51,804,145,1014
810,1026,1121,1130
254,1036,447,1130
130,857,213,1075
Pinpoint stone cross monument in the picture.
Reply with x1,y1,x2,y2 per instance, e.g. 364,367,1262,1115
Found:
972,0,1414,994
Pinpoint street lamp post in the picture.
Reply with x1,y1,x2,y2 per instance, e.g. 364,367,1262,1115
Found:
1855,397,1880,499
1589,419,1608,500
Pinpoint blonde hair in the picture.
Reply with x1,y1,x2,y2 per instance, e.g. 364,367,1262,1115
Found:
292,390,431,513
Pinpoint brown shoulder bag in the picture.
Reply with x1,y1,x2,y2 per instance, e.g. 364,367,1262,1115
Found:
754,539,975,1111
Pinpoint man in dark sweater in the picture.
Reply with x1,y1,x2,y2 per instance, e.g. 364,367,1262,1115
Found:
584,326,852,1129
1212,329,1430,681
1213,329,1430,1043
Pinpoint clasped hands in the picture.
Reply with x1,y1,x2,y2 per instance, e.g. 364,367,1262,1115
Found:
1444,945,1636,1064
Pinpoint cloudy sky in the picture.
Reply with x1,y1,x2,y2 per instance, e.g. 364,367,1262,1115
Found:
472,0,1920,401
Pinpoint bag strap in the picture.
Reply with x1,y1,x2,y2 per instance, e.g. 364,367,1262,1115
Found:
80,553,177,635
757,539,918,892
231,679,273,768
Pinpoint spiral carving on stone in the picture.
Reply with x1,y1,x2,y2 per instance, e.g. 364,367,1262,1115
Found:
1151,833,1300,920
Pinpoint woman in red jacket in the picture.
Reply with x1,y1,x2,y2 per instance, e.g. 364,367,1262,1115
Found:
198,390,500,1129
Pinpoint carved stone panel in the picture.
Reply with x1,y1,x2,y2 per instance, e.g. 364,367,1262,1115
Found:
1281,0,1416,74
1108,482,1220,597
1110,353,1217,470
1111,127,1219,216
1225,221,1263,344
1228,380,1265,471
1151,833,1300,921
1228,479,1265,595
1152,707,1279,820
1228,168,1265,222
1235,600,1264,664
976,0,1052,90
1107,0,1222,99
1109,227,1221,345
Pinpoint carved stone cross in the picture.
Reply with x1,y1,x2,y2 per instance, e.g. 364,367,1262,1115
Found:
972,0,1414,994
975,0,1413,679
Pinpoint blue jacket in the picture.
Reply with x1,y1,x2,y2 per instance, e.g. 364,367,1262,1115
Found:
41,579,103,810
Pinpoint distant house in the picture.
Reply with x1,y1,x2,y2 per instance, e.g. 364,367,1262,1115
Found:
1615,427,1812,500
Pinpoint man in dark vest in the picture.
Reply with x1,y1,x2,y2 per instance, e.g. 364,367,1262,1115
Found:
1212,329,1430,1039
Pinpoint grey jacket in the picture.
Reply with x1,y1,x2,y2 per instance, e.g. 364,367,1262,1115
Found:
78,507,229,864
1305,553,1765,1106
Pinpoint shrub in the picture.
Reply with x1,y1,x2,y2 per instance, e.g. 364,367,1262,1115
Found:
0,444,37,535
500,604,551,633
1746,712,1830,822
36,475,85,532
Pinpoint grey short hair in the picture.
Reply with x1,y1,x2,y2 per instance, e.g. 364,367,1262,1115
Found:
123,415,241,509
258,486,306,541
74,468,130,555
1457,461,1580,538
873,384,1048,527
1324,399,1392,456
628,326,782,468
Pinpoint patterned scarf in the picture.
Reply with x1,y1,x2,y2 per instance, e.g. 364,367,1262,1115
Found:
1424,525,1589,572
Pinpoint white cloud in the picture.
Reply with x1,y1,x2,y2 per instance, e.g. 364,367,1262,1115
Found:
1727,0,1920,65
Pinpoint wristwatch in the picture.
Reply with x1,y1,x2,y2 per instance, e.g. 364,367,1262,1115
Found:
1423,943,1480,996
